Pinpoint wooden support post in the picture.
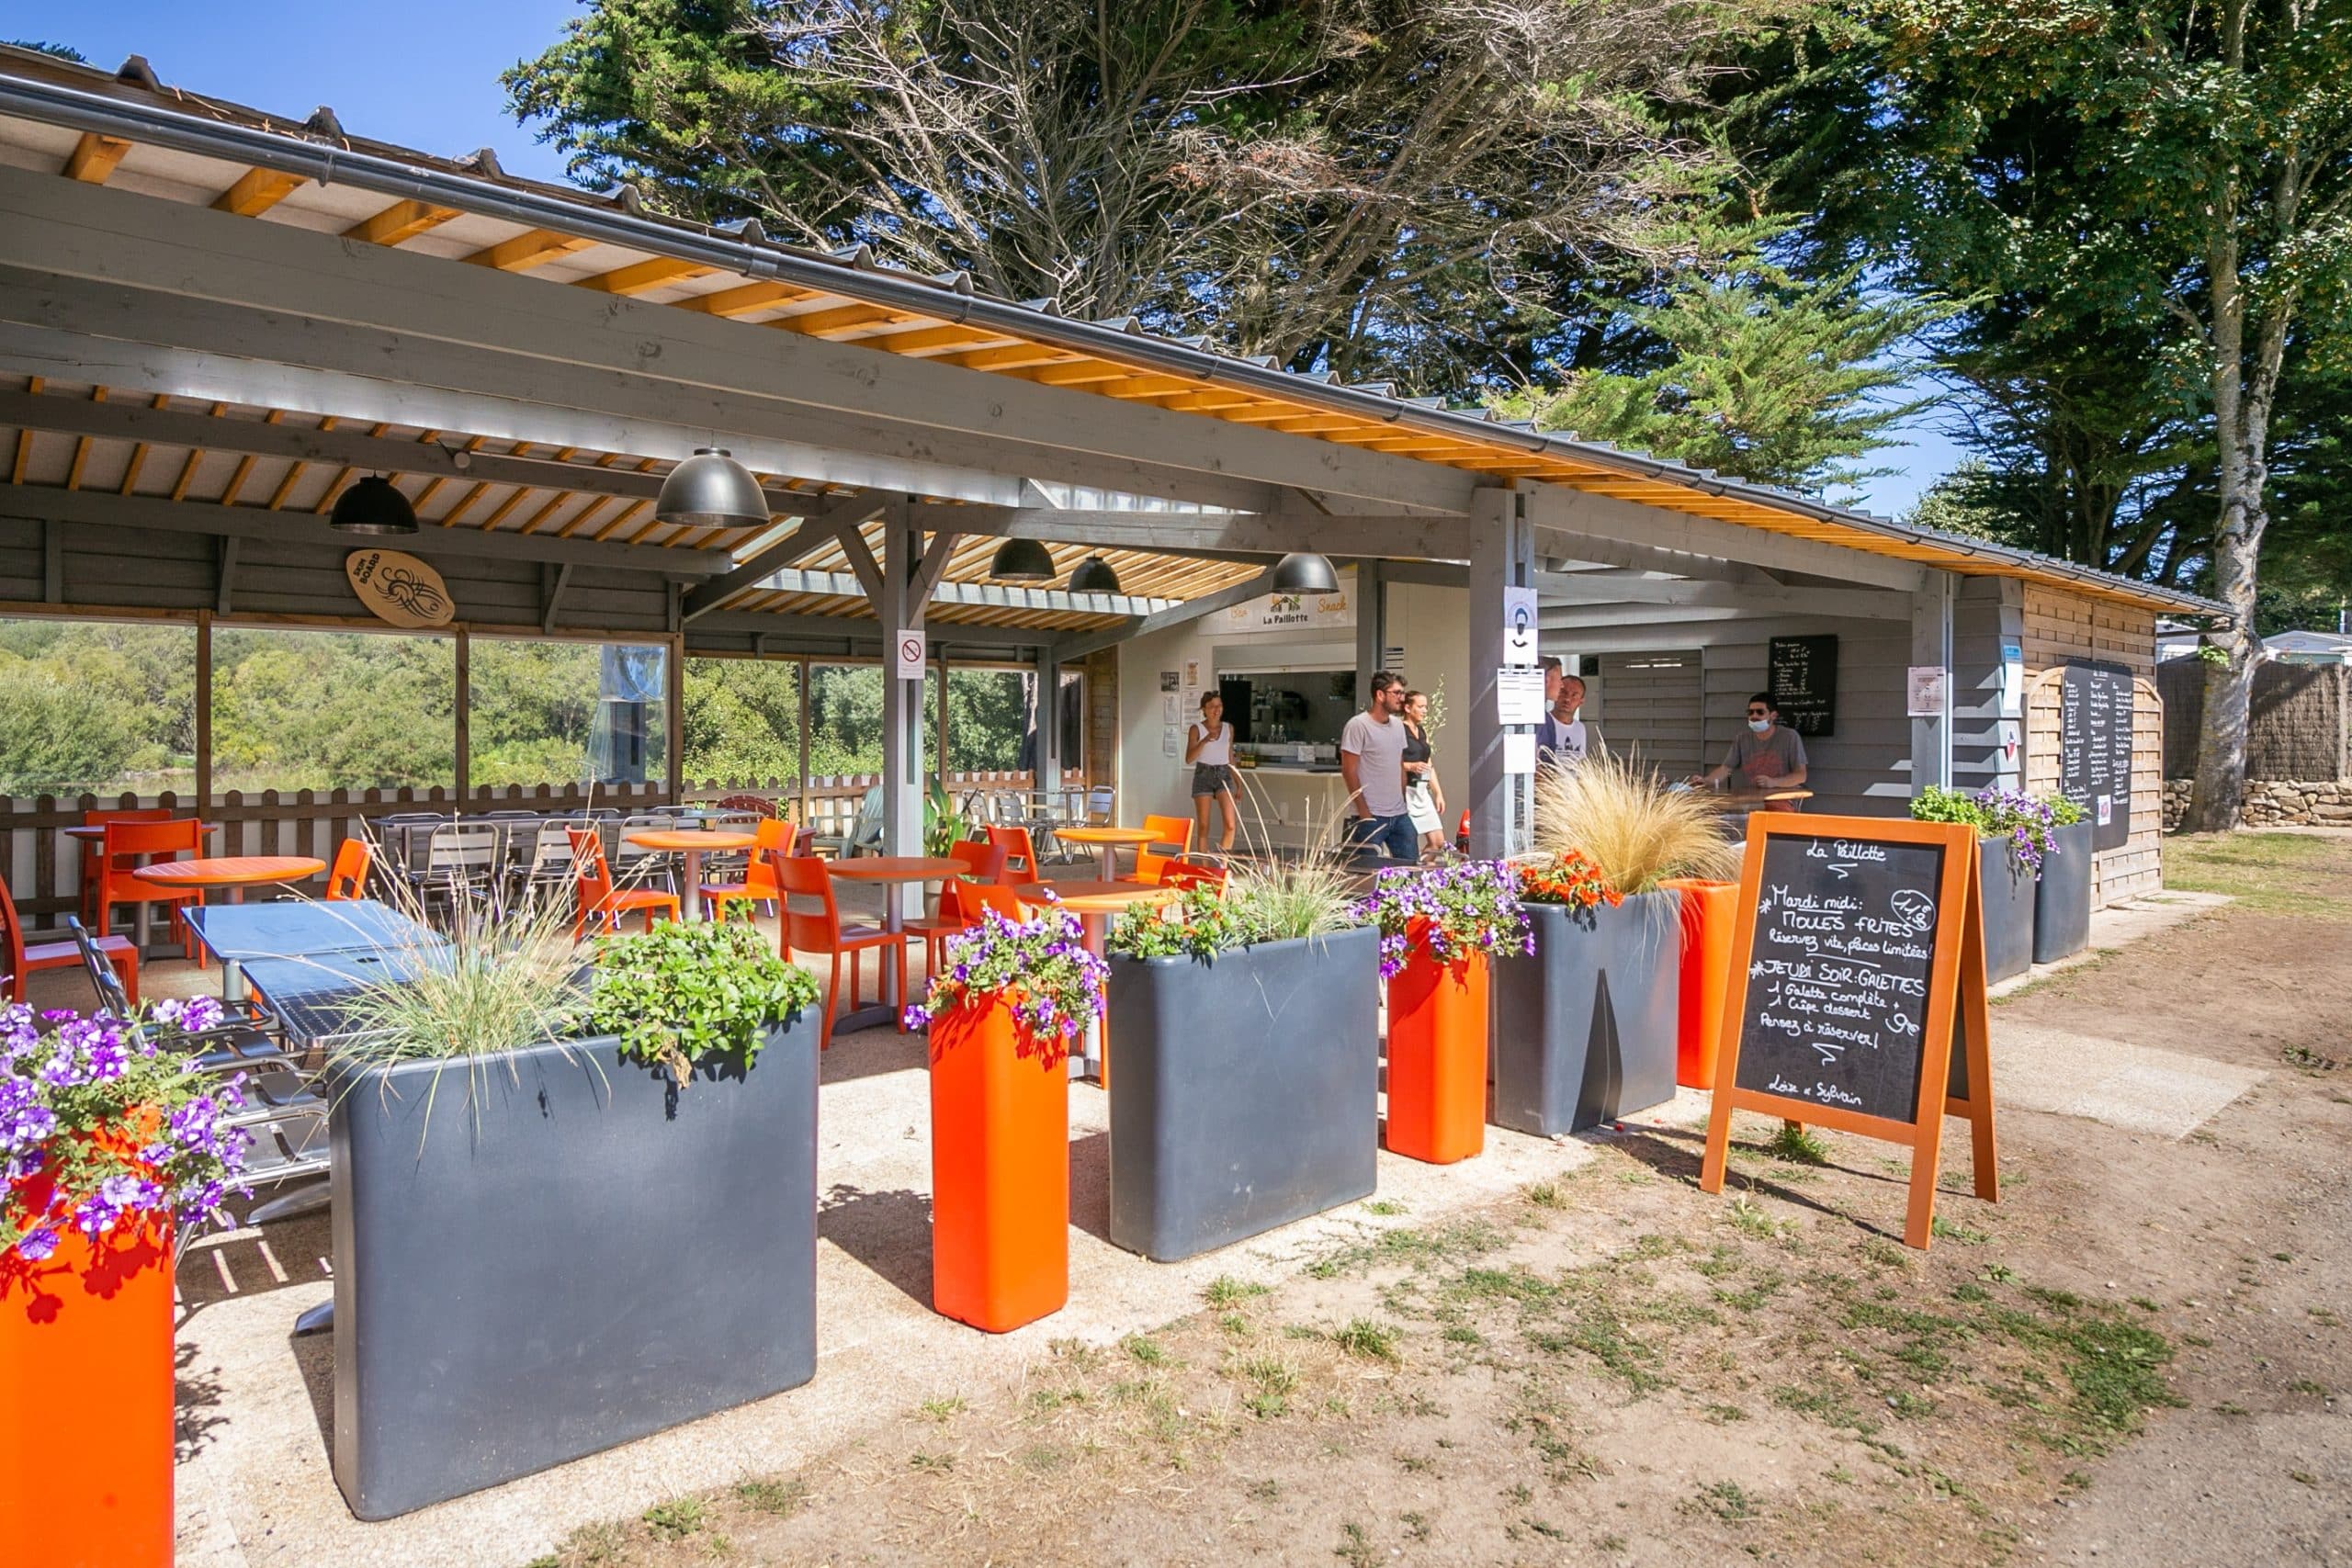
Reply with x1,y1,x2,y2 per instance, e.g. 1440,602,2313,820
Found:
665,632,686,804
1034,642,1062,795
194,611,213,812
1354,558,1385,691
878,501,924,856
453,626,471,797
1465,487,1533,859
797,653,812,825
1911,572,1954,796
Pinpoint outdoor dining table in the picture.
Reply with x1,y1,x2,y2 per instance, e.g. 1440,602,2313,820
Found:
185,898,443,1001
1014,878,1176,1085
1701,788,1815,815
1051,826,1157,880
825,855,965,1032
130,854,326,955
621,829,759,922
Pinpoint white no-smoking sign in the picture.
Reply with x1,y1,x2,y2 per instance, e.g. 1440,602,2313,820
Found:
894,627,926,679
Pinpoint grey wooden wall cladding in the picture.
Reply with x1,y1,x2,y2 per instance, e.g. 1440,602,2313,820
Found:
0,514,674,634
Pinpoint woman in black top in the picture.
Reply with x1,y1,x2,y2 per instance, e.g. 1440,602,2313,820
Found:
1401,689,1446,858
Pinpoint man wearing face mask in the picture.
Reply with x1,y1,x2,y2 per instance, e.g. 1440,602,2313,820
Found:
1690,692,1808,807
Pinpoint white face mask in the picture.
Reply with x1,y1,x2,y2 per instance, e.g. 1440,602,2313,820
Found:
1748,716,1773,734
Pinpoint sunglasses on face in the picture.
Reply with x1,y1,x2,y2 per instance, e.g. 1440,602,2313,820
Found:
1747,709,1770,718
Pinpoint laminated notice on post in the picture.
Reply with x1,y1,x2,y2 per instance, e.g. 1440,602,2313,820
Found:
1497,667,1546,726
1503,732,1538,775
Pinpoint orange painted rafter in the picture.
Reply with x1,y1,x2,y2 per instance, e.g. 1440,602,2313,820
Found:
344,199,462,247
62,388,103,491
681,279,817,318
590,498,651,542
837,321,1010,356
773,301,915,338
575,257,716,295
938,344,1086,374
474,487,537,532
213,167,304,216
63,132,132,184
560,457,658,537
265,462,307,510
517,491,579,535
440,479,493,526
117,394,170,493
1098,375,1205,400
463,230,595,272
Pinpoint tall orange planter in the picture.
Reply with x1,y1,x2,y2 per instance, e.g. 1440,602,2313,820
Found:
1662,878,1737,1089
930,993,1070,1333
1385,947,1490,1164
1,1181,175,1568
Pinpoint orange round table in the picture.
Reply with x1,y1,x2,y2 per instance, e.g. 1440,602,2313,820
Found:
1014,881,1175,1086
1052,826,1156,880
132,855,327,953
621,829,758,922
823,856,966,1030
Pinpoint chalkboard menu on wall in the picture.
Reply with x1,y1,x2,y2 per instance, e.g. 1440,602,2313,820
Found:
2058,660,2134,852
1732,830,1948,1122
1767,635,1838,737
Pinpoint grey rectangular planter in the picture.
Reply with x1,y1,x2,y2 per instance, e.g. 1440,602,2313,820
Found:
327,1014,820,1520
2031,820,2095,964
1979,836,2037,984
1103,925,1379,1261
1491,891,1681,1137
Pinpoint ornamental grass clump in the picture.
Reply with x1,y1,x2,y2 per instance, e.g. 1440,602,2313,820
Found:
904,901,1110,1067
1357,859,1532,979
1225,849,1360,942
1532,752,1738,893
587,920,820,1088
330,888,587,1068
2,998,252,1264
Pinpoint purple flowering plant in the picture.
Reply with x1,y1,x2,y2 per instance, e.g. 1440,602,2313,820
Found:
1910,784,2075,875
902,899,1111,1069
1356,859,1533,980
2,998,252,1265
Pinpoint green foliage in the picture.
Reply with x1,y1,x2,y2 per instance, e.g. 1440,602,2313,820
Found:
587,919,819,1084
1107,884,1270,960
1106,855,1360,959
1498,257,1948,496
331,895,587,1066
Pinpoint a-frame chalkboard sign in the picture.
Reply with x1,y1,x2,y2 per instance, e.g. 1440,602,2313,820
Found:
1700,815,1996,1249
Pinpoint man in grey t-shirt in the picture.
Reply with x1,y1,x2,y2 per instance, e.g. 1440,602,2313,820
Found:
1692,691,1809,808
1340,671,1421,862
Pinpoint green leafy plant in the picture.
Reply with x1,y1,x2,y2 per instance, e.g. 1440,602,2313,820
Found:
922,780,977,857
588,919,819,1086
1107,884,1268,960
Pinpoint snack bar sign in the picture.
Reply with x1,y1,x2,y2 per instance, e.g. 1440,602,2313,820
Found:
1211,580,1355,633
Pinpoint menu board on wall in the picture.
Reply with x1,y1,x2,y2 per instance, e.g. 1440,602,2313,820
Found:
2058,660,2134,852
1767,635,1838,737
1700,814,1996,1250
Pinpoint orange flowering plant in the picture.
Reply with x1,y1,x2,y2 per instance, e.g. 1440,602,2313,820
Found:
1513,850,1623,912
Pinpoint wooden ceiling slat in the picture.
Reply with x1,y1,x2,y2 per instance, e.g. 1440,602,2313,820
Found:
63,132,131,184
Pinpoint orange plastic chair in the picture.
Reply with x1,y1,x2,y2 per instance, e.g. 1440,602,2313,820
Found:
79,808,172,922
96,818,206,962
1157,858,1228,892
906,839,1009,976
567,828,680,938
3,876,138,1007
970,883,1034,921
714,794,782,818
324,838,372,901
774,852,910,1051
699,818,797,921
985,825,1042,886
1121,815,1195,885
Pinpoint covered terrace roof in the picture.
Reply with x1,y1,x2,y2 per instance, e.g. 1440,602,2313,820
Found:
0,45,2224,632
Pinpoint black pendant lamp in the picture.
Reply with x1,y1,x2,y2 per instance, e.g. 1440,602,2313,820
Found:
1271,550,1340,594
1068,554,1122,594
988,536,1057,582
654,447,769,528
329,474,418,535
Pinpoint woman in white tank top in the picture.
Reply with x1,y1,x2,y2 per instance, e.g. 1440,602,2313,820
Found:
1182,691,1238,855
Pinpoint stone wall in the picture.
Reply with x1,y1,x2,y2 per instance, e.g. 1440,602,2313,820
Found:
2163,778,2352,829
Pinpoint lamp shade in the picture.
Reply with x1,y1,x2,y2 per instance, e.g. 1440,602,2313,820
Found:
654,447,769,528
328,474,418,535
988,537,1057,582
1271,551,1340,595
1068,555,1122,595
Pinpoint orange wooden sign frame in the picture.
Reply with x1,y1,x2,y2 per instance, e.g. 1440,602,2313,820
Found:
1699,814,1996,1249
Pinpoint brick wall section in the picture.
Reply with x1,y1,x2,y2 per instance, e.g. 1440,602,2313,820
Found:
2021,585,2162,903
2157,660,2348,782
1084,648,1119,795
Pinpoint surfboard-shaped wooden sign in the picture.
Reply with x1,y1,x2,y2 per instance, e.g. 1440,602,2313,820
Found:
345,548,455,629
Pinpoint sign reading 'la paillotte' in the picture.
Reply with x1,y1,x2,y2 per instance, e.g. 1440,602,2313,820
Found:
345,549,455,629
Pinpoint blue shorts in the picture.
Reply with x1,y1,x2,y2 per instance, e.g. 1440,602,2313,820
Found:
1346,813,1421,864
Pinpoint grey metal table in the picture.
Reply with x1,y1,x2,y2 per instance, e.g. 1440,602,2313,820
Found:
239,948,449,1049
185,899,444,1001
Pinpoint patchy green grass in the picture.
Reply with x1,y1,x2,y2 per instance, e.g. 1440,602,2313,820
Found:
642,1497,706,1540
1204,1275,1271,1309
2165,832,2352,918
1330,1318,1402,1363
733,1476,806,1517
1766,1122,1833,1166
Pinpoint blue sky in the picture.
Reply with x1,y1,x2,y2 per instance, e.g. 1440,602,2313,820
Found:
7,2,1961,515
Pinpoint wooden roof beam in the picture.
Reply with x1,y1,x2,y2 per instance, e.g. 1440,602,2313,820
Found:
774,301,919,338
344,199,462,247
938,344,1083,373
211,166,305,217
464,229,595,272
63,133,132,184
850,322,1015,356
681,279,816,318
576,256,717,296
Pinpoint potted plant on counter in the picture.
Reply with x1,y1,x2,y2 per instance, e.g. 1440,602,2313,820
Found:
1497,757,1737,1135
1361,859,1531,1165
1910,785,2062,983
326,907,822,1521
4,998,252,1568
2032,795,2093,964
907,902,1108,1333
1102,856,1377,1261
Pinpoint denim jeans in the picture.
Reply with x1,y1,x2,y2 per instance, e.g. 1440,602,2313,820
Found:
1346,813,1421,864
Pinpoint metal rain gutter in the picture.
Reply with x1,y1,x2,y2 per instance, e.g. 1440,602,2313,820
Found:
0,66,2227,622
